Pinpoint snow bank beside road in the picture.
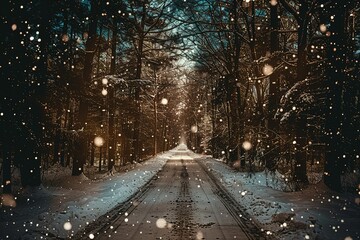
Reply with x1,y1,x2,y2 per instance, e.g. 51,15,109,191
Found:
201,158,360,240
0,153,170,239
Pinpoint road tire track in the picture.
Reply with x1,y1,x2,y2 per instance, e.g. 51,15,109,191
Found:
197,158,275,240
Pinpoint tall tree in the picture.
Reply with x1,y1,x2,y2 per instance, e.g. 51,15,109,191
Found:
107,18,118,172
323,1,353,191
266,0,280,171
125,0,175,162
72,0,99,176
279,0,314,186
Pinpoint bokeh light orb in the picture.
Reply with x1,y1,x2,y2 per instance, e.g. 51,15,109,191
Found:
191,125,198,133
11,24,17,31
94,136,104,147
156,218,167,228
102,78,108,85
242,141,252,151
62,34,69,42
270,0,278,6
63,222,72,231
320,24,327,33
1,194,16,207
161,98,168,105
196,231,204,240
262,64,274,76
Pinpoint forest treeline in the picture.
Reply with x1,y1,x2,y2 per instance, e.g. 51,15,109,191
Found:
0,0,359,194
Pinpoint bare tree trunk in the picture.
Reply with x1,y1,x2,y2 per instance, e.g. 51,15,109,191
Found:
72,0,98,176
90,142,95,166
324,2,348,192
107,19,117,172
131,2,148,163
99,147,102,172
296,3,309,85
53,108,62,164
20,0,51,187
211,82,217,157
266,1,280,171
154,92,158,155
294,119,309,189
292,1,310,185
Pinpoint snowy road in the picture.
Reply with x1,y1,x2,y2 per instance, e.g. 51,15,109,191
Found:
3,145,357,239
76,156,264,239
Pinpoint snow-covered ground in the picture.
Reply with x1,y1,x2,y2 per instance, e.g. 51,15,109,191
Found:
0,151,174,239
1,146,359,240
201,157,360,240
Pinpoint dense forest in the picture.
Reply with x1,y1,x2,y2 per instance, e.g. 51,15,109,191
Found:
1,0,359,196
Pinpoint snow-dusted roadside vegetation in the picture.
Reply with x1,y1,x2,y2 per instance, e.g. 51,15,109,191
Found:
202,157,360,240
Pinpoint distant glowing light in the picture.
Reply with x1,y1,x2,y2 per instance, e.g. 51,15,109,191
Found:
94,136,104,147
102,78,108,85
161,98,168,105
191,125,198,133
270,0,278,6
1,194,16,207
63,222,72,231
242,141,252,151
196,231,204,240
156,218,167,228
11,24,17,31
280,222,288,228
101,88,108,96
262,64,274,76
89,233,95,239
62,34,69,42
320,24,327,33
29,36,34,41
